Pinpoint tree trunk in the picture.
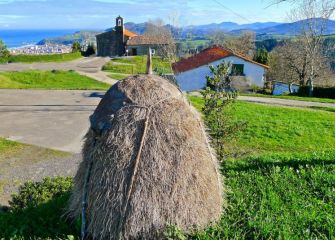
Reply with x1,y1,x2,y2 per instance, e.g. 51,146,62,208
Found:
308,79,314,97
308,61,315,97
288,82,293,94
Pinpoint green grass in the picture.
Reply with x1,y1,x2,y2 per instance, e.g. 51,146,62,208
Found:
186,96,335,239
0,138,24,154
0,70,110,90
189,96,335,155
308,106,335,113
7,52,82,63
102,56,172,74
108,73,130,81
190,151,335,239
242,93,335,104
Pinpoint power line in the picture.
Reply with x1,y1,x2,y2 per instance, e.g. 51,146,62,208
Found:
211,0,252,23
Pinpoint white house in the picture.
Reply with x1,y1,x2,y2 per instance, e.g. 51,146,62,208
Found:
172,46,269,92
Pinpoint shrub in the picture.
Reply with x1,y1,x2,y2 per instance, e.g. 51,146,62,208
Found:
10,177,73,209
0,177,79,239
83,44,96,57
298,86,335,99
71,41,81,53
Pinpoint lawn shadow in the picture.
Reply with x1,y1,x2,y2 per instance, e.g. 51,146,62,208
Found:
87,92,105,98
0,191,79,239
309,106,335,113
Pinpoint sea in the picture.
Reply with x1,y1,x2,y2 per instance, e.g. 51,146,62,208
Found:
0,29,80,48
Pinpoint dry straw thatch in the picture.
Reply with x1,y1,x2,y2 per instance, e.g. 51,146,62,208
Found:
69,74,224,239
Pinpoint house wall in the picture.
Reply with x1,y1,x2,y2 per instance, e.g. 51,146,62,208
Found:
175,56,266,92
126,44,165,56
126,45,149,56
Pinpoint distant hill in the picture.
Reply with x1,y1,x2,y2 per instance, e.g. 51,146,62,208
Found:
37,31,101,45
230,18,335,37
37,18,335,46
124,18,335,39
123,21,282,38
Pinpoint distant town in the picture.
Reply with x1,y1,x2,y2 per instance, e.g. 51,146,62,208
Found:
9,44,72,55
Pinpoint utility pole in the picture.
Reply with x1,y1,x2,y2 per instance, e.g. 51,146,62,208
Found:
146,47,153,75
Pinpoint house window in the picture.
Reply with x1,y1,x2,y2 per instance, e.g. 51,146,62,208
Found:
231,64,244,76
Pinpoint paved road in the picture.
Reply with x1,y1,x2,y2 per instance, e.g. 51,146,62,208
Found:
0,89,104,153
0,57,117,85
239,96,335,108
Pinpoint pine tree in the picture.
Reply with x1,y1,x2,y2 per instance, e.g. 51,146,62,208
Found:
201,62,239,159
254,48,269,65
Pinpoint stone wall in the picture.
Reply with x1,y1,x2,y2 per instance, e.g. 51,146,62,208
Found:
96,30,126,57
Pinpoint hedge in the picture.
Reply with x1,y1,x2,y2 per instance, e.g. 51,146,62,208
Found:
298,86,335,99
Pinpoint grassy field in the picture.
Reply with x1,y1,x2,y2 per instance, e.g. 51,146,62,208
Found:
242,93,335,104
7,52,82,63
187,96,335,239
0,98,334,239
190,96,335,154
102,56,172,75
108,73,130,81
0,70,110,90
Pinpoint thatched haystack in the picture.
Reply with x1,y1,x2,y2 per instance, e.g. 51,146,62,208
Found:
69,75,224,239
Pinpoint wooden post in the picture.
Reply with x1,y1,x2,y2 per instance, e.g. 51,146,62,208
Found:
146,47,153,75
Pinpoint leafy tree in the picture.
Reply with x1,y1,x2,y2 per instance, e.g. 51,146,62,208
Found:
0,39,10,63
210,31,256,58
254,48,269,65
71,41,81,53
201,62,239,159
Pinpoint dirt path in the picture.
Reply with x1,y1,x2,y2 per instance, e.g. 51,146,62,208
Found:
0,57,118,85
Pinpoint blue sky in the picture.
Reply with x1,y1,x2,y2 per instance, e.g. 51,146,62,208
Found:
0,0,294,29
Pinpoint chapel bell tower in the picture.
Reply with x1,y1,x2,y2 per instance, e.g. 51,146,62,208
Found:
115,16,125,56
116,16,124,30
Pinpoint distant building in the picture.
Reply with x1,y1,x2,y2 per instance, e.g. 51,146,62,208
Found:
96,16,170,57
126,35,169,56
96,16,138,57
272,81,300,95
172,46,269,92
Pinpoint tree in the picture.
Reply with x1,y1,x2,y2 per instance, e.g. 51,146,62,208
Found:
144,18,177,63
209,31,256,58
83,43,96,56
292,0,335,95
267,40,333,90
270,0,335,95
0,39,10,63
254,48,269,65
201,62,239,159
72,41,81,53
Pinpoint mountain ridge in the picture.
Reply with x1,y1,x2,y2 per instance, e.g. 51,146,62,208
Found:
37,18,335,46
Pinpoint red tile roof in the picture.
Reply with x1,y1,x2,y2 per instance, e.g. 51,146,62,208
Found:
172,46,269,74
124,28,138,38
127,35,170,46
